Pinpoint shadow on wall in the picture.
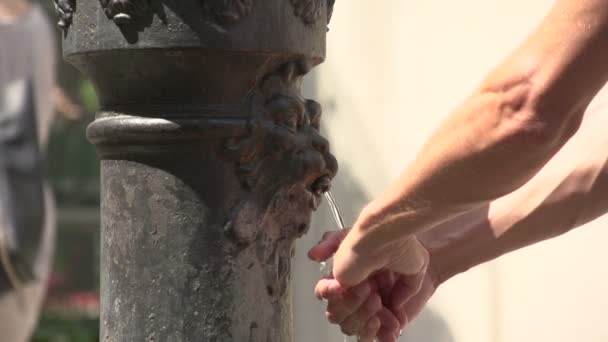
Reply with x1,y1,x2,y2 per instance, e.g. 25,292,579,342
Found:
292,166,455,342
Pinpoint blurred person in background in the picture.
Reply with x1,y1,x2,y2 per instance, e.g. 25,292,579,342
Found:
0,0,80,340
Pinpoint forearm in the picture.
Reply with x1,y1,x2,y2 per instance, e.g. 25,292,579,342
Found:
353,0,608,249
422,109,608,283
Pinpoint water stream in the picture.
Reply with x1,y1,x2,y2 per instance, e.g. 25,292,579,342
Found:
319,191,346,277
321,191,356,342
320,192,399,341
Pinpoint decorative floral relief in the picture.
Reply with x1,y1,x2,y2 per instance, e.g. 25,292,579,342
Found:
99,0,150,25
200,0,254,25
290,0,335,25
54,0,76,30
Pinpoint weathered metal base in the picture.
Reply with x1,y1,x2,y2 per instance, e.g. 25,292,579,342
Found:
56,0,336,340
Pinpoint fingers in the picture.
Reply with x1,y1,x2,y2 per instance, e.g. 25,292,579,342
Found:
356,316,381,342
333,246,383,287
338,293,382,336
377,307,400,334
401,276,437,326
376,307,401,342
393,304,408,330
391,237,429,277
335,298,400,342
319,274,425,341
325,281,372,324
332,236,427,288
315,278,344,300
373,270,396,303
390,271,425,310
314,233,431,340
308,230,348,262
389,248,429,329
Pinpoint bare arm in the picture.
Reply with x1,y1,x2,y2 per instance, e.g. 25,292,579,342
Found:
312,106,608,341
421,105,608,283
335,0,608,285
363,0,608,235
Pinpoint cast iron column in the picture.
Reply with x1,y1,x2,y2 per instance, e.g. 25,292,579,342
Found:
53,0,337,340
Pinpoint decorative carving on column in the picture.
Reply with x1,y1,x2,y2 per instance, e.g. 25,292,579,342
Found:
200,0,254,25
53,0,76,30
225,59,335,195
58,0,335,339
290,0,335,25
99,0,254,26
224,60,337,298
100,0,150,25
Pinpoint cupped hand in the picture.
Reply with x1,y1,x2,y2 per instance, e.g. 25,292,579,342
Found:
331,221,430,289
309,230,433,341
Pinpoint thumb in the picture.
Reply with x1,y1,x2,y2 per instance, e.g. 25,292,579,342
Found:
307,230,348,262
332,244,383,287
333,235,429,288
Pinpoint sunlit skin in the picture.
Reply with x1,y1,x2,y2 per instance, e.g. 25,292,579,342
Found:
311,1,608,341
311,106,608,340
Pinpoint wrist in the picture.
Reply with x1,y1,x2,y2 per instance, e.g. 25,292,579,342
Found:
355,199,388,231
356,196,431,238
418,210,494,286
348,202,405,257
425,244,466,287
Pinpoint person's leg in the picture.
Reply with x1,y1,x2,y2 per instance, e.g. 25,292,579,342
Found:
0,186,56,342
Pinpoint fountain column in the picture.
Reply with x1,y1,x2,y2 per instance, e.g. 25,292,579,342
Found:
53,0,337,340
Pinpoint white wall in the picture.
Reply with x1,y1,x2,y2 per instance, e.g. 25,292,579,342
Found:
293,1,608,341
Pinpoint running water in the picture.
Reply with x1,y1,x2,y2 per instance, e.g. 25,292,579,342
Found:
325,191,346,230
320,191,401,341
321,191,355,342
320,191,346,276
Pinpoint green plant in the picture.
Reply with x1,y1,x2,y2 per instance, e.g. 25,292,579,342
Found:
32,311,99,342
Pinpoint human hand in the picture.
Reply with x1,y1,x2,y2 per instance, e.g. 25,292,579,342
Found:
330,216,430,289
387,266,440,331
309,230,432,341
